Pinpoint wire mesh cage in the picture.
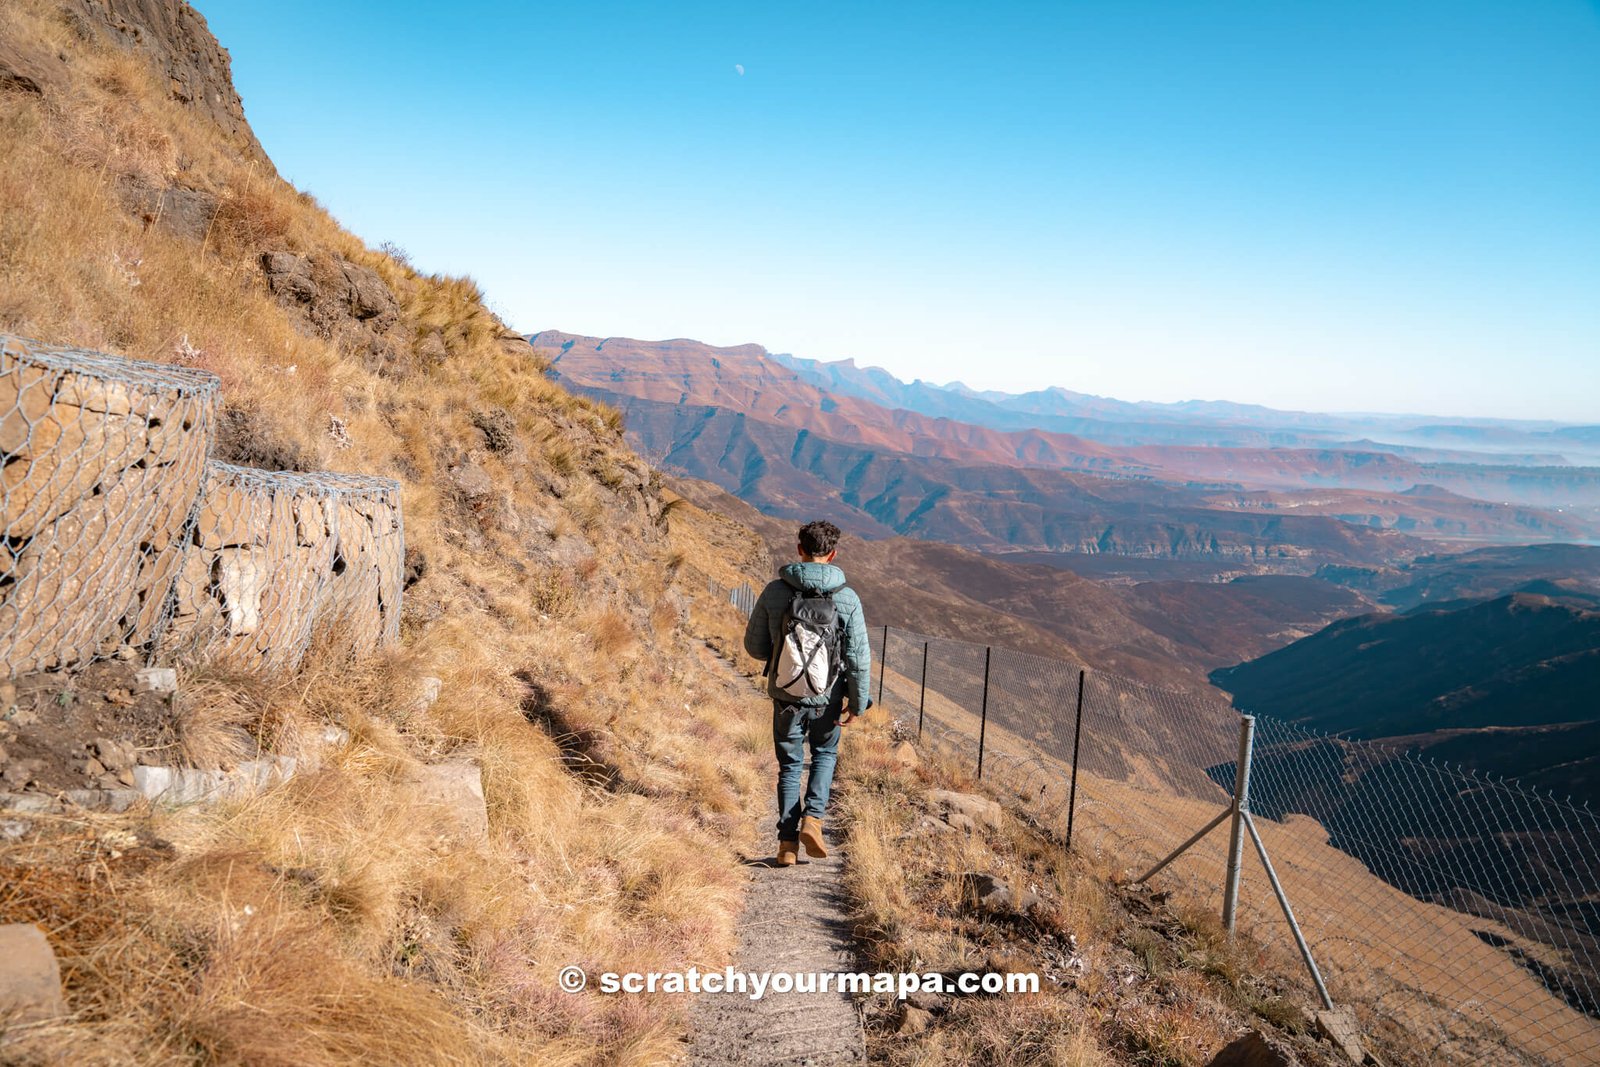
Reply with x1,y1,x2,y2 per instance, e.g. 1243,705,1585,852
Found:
161,462,405,671
0,336,220,677
314,471,405,657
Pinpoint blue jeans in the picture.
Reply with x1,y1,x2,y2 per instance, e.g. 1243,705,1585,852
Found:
773,694,842,839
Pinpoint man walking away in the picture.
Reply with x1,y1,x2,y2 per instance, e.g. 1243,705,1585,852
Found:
743,520,872,866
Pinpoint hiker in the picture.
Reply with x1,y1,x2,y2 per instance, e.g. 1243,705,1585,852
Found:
743,520,872,867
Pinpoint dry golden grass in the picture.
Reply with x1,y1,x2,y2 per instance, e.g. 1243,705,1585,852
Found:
165,675,261,770
658,489,773,596
831,706,1364,1067
0,1,780,1061
587,608,637,658
3,607,774,1063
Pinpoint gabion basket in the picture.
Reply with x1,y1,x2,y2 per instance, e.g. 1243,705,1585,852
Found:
162,462,404,671
0,336,220,677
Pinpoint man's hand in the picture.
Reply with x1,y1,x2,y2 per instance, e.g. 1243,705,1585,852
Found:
839,702,855,727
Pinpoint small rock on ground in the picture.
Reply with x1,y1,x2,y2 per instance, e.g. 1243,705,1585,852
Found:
1206,1030,1302,1067
0,924,66,1024
927,788,1003,832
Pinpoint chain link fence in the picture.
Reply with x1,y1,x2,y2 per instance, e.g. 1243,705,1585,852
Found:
713,575,1600,1064
864,623,1600,1067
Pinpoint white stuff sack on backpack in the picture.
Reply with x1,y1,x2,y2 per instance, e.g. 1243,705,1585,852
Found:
773,588,840,700
775,622,831,698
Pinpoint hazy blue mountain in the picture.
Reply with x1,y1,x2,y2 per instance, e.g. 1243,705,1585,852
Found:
768,351,1600,464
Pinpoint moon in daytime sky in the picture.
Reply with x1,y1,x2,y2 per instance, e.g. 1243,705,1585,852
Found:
734,63,744,75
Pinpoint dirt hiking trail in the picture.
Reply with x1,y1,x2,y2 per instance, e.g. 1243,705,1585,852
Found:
687,808,865,1065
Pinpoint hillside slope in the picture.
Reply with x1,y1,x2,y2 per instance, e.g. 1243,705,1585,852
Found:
0,3,777,1062
1212,594,1600,803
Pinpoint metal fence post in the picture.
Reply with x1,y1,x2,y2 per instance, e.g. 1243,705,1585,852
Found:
1065,668,1087,850
1222,714,1256,936
976,646,992,780
917,640,929,741
878,624,889,707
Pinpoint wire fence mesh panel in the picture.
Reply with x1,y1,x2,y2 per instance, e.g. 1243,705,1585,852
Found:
1241,712,1600,1066
983,645,1083,832
1069,672,1243,919
918,634,991,774
706,579,757,619
0,336,220,676
875,626,927,722
162,462,404,671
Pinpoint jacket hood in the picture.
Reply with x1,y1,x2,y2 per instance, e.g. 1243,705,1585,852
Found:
779,561,846,594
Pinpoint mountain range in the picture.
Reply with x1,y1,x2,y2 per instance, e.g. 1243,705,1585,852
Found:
1213,594,1600,804
771,350,1600,466
538,331,1598,573
669,476,1372,689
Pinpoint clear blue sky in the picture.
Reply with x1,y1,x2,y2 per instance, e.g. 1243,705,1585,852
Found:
202,1,1600,422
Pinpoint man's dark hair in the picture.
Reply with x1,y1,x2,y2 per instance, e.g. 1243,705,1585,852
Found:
798,520,841,558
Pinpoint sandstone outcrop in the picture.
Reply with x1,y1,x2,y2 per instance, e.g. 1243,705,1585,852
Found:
261,251,399,336
120,181,219,241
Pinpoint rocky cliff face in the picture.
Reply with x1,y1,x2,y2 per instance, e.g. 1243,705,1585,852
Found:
3,0,265,161
66,0,269,162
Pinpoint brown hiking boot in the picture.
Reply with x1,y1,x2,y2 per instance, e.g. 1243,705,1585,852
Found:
776,840,799,867
799,816,828,858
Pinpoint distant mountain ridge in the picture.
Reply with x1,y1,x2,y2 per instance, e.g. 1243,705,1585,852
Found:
668,476,1372,690
1318,543,1600,611
535,330,1598,563
769,350,1600,462
1212,592,1600,804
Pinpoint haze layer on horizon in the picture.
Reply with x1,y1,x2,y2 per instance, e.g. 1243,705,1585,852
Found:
204,1,1600,422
